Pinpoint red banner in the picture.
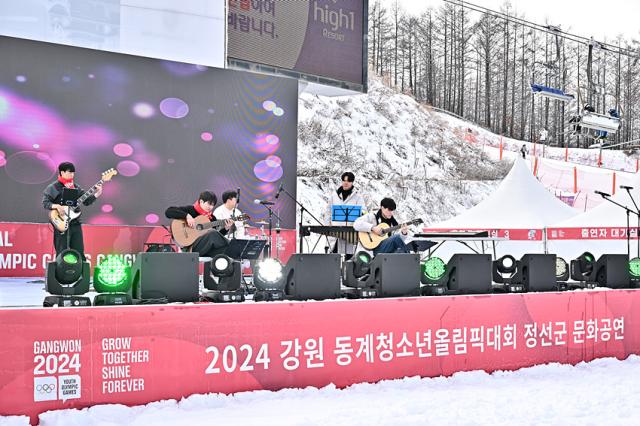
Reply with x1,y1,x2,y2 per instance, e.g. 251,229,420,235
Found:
547,227,640,240
0,222,296,277
1,290,639,423
425,228,544,241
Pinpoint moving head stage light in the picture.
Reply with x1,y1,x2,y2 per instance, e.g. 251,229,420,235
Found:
44,249,91,307
570,252,596,288
253,258,285,301
342,251,377,298
491,255,524,293
203,254,245,302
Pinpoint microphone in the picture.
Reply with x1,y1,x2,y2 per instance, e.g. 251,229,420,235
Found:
274,182,284,199
236,187,241,204
254,199,275,205
620,185,634,191
594,190,611,197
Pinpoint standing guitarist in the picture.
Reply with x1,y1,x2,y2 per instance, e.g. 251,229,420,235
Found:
353,197,411,255
165,191,233,257
42,162,102,260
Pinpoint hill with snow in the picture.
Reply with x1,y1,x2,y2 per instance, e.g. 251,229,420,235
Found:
297,77,639,228
297,79,509,227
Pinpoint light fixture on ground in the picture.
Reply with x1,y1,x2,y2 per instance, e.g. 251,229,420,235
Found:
342,251,377,298
491,254,524,292
203,254,244,302
629,257,640,287
44,248,91,307
252,258,285,301
555,257,570,289
570,252,596,288
93,255,133,306
420,256,448,295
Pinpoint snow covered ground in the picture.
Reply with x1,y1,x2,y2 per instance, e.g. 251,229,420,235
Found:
1,355,636,425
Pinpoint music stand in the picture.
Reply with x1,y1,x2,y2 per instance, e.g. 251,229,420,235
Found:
331,205,361,223
331,205,361,256
224,239,267,261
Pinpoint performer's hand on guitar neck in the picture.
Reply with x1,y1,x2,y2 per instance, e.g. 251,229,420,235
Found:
186,214,196,228
94,183,103,197
371,225,383,236
401,224,409,236
224,219,234,230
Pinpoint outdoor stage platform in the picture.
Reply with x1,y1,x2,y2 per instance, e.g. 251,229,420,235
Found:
1,282,639,424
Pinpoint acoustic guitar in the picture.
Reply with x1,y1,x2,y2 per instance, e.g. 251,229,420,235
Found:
358,218,424,250
171,214,250,248
49,168,117,233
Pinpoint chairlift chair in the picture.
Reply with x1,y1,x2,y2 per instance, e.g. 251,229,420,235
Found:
530,83,575,102
579,112,621,133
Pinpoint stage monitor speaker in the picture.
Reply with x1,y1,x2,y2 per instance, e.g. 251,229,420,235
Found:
364,253,421,297
593,254,630,289
446,254,492,294
284,254,341,300
519,254,556,292
131,252,199,302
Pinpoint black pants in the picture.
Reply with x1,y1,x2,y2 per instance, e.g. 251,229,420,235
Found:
53,222,85,260
190,230,229,258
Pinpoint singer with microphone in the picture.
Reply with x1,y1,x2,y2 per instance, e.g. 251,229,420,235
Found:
213,189,247,239
326,171,366,259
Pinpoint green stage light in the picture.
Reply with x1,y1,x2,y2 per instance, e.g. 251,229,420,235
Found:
93,255,131,293
421,257,446,284
629,257,640,278
63,251,79,264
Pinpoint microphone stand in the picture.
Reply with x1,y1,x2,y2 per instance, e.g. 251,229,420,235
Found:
597,193,639,258
623,187,640,257
278,185,325,253
255,204,283,258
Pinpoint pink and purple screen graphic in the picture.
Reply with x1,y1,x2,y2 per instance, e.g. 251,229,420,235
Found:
0,36,297,226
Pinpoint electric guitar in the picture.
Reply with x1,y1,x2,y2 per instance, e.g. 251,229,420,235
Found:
171,213,250,248
358,218,424,250
49,168,117,233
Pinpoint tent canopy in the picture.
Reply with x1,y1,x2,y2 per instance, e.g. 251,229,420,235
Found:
433,158,578,229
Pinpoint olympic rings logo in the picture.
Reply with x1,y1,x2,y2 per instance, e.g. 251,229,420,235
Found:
36,384,56,393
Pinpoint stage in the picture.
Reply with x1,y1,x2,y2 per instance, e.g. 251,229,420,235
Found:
1,282,639,424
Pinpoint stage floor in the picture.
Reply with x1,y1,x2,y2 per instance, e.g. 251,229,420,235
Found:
0,277,50,307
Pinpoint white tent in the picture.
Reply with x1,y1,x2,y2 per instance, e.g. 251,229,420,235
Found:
433,157,577,229
547,174,640,260
553,173,640,228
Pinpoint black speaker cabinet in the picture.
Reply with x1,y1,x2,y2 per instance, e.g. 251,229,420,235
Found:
593,254,630,289
284,254,341,300
446,254,492,294
519,254,557,292
131,252,199,302
363,253,421,297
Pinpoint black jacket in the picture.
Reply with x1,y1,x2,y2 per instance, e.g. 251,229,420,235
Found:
42,180,96,224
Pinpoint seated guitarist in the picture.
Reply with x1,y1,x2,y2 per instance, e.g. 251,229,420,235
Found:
42,162,102,260
353,197,411,256
165,191,233,258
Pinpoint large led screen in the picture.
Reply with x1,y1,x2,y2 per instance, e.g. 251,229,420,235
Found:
0,36,298,227
227,0,366,90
